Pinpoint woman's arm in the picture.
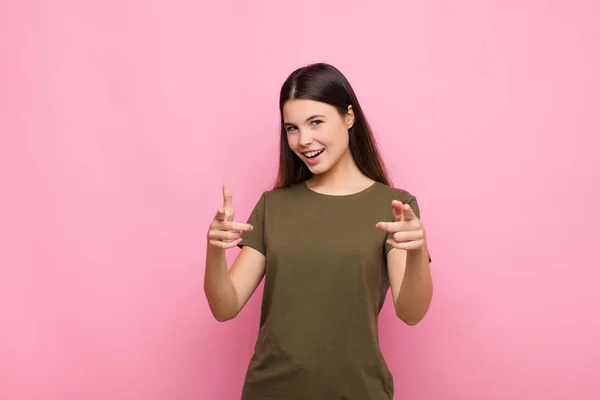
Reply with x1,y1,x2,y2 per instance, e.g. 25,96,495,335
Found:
387,244,433,325
204,184,266,322
204,244,266,322
376,198,433,325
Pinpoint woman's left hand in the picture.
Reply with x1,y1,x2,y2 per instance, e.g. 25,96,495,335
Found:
376,200,426,251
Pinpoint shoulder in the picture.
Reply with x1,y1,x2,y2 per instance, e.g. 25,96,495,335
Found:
270,182,307,196
254,182,305,205
372,182,417,203
371,182,423,217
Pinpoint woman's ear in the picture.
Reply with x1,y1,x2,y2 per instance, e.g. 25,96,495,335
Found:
346,105,355,129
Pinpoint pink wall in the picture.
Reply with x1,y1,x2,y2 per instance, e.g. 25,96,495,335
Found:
1,1,599,399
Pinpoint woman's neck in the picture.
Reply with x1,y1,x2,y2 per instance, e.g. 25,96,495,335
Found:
307,150,374,195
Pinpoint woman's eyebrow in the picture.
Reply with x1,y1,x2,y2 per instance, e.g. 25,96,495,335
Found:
284,115,326,126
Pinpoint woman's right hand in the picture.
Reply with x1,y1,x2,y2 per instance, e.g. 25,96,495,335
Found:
207,183,254,249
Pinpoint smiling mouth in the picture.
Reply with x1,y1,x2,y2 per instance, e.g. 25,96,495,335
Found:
302,149,325,158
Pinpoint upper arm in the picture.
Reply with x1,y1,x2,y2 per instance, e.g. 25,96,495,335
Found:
229,246,266,312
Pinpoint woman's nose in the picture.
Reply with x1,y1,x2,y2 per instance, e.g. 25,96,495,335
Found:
298,129,313,146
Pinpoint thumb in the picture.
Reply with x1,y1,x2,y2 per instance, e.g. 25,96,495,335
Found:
223,183,233,209
391,200,404,221
400,203,416,221
222,183,235,221
392,200,416,221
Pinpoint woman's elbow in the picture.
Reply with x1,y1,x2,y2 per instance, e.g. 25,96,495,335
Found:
212,310,238,322
396,308,429,326
401,316,424,326
206,300,239,322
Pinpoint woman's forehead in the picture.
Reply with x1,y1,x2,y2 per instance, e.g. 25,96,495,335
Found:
283,99,336,121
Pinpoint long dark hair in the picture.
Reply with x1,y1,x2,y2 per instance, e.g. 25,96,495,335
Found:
273,63,392,189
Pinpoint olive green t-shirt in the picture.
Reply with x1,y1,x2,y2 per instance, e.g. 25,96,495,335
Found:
238,181,428,400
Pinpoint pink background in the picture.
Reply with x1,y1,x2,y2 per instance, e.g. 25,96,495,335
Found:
1,1,599,399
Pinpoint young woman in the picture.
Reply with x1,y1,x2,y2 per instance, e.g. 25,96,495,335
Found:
204,63,433,399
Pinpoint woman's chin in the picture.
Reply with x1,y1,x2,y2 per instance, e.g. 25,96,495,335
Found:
300,153,331,175
307,164,329,176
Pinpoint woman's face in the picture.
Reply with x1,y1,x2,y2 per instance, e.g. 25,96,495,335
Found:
282,99,355,176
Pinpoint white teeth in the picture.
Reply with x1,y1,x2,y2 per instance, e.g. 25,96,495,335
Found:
304,149,324,158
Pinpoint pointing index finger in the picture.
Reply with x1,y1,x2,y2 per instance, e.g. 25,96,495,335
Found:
224,221,254,232
375,221,396,232
375,221,411,232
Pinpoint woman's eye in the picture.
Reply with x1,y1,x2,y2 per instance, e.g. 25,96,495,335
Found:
311,120,323,126
286,126,297,132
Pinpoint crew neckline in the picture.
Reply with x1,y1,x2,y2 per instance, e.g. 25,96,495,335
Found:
303,180,380,198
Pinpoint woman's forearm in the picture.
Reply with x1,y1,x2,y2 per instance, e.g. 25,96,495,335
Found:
204,243,238,322
395,244,433,325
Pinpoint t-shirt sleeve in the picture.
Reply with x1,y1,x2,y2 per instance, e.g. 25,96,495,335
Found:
237,192,267,256
384,195,432,262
